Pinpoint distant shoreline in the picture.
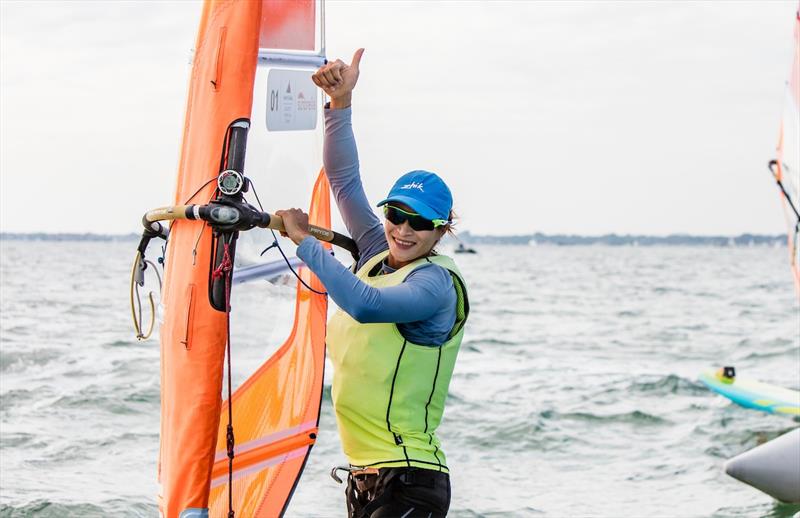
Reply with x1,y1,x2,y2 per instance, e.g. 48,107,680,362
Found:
0,232,141,242
454,231,787,247
0,231,787,247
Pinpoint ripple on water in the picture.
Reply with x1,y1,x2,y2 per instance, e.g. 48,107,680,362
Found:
50,385,150,416
624,459,695,482
0,349,63,373
0,432,42,449
539,409,670,426
460,337,522,353
450,507,545,517
736,336,799,361
30,443,91,465
0,500,157,518
109,357,160,379
0,325,33,337
652,285,685,295
0,389,39,412
0,502,106,518
104,339,148,348
626,374,710,397
122,387,159,404
584,373,707,402
709,425,797,452
711,502,800,518
453,414,573,452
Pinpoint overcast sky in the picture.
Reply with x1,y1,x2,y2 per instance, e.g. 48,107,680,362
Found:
1,1,798,236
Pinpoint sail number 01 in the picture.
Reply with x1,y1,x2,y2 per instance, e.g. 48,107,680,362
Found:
269,89,279,111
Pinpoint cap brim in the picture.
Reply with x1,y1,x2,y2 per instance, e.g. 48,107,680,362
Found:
376,195,440,221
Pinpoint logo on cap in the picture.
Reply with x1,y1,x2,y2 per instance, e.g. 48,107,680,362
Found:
400,182,424,192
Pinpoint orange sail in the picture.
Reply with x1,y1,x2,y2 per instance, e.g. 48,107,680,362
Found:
207,171,330,517
158,1,328,516
772,6,800,295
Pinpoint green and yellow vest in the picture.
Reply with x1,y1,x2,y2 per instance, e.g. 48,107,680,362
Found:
327,250,469,472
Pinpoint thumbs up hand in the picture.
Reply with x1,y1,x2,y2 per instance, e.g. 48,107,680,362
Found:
311,48,365,109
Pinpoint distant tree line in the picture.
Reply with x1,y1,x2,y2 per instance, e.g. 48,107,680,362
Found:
450,231,786,247
0,231,787,246
0,232,140,242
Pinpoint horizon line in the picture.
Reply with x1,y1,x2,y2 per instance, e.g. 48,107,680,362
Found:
0,230,788,239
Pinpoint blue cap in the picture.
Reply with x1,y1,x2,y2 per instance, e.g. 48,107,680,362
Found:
376,170,453,223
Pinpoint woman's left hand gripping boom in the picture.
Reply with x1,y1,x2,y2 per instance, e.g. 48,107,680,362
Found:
275,208,312,245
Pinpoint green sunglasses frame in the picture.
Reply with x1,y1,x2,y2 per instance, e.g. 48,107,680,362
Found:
383,204,450,231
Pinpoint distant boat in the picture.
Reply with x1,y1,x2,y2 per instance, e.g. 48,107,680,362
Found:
455,243,477,254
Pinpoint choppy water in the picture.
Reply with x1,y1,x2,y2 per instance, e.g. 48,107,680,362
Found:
1,240,799,517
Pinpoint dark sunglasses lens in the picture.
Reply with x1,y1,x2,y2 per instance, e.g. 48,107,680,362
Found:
385,206,435,231
385,207,406,225
409,217,434,231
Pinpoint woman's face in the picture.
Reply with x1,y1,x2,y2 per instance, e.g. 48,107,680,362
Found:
383,203,446,269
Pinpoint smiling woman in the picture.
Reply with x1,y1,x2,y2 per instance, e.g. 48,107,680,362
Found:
375,170,455,268
276,50,469,518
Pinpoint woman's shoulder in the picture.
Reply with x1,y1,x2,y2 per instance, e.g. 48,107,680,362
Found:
405,262,455,294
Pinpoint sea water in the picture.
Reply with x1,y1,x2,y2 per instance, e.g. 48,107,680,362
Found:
1,240,798,518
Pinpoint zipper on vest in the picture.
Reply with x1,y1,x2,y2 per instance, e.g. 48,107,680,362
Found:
393,433,403,446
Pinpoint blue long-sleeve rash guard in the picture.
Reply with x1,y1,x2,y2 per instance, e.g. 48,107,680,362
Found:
295,107,456,346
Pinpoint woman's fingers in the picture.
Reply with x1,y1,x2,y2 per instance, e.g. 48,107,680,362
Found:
275,209,311,245
332,64,343,84
312,66,344,97
311,70,327,88
331,59,346,83
277,208,308,224
321,65,340,87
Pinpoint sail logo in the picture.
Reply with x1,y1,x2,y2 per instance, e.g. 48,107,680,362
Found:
400,182,424,192
297,91,315,112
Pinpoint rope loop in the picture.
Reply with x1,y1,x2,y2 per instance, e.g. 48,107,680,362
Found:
212,242,233,280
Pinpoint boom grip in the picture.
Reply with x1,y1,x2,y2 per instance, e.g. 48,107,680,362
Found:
143,206,193,224
265,213,359,258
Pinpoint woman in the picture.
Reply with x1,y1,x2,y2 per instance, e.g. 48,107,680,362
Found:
277,49,469,518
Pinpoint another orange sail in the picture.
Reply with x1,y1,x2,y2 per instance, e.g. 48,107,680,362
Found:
157,1,328,516
772,6,800,295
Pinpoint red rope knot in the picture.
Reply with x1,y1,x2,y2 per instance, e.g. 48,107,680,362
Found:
212,243,233,280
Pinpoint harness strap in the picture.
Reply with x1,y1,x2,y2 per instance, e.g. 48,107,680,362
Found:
330,465,379,484
355,469,405,518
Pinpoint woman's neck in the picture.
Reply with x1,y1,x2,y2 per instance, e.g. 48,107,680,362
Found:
386,250,435,270
386,253,410,270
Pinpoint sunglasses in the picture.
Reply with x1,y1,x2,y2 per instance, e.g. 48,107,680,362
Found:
383,205,448,231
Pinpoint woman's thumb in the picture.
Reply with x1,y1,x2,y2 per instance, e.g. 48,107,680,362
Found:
350,48,365,69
